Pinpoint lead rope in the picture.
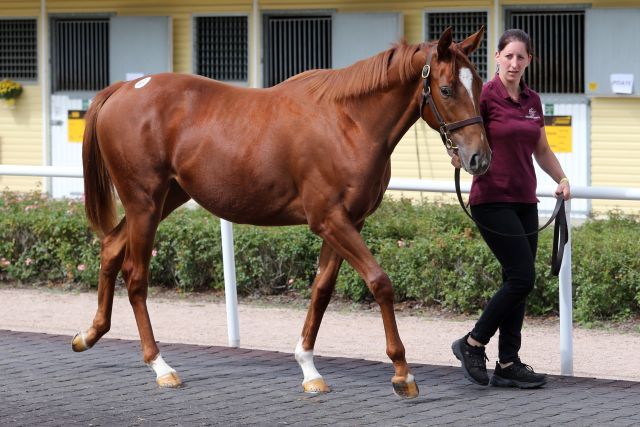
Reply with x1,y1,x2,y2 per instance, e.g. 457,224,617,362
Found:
454,168,568,276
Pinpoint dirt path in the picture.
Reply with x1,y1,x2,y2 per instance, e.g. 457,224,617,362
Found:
1,287,638,381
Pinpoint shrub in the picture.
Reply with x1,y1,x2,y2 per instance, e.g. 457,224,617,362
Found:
572,213,640,321
0,190,638,322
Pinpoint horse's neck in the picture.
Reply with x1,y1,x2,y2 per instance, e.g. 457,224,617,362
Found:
347,80,422,155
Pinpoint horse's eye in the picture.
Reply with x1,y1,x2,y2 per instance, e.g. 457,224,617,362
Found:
440,86,453,97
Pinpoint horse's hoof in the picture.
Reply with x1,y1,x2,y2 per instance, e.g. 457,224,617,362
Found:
302,377,330,394
71,332,92,352
157,372,182,388
392,374,419,399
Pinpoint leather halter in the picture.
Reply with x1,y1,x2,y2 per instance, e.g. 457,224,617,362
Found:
419,51,484,152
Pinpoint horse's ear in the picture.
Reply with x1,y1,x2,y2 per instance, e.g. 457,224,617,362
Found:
437,27,454,59
459,25,486,56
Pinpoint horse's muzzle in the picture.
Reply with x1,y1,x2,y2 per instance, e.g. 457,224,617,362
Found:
466,151,491,175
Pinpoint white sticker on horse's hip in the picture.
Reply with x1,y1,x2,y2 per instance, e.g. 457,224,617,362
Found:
459,68,475,108
134,77,151,89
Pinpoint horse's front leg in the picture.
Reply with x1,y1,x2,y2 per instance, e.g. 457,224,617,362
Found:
295,240,345,394
312,208,419,399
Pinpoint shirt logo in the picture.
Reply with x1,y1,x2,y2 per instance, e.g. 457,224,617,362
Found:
525,108,540,120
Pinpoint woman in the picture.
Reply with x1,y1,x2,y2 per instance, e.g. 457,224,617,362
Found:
450,29,571,388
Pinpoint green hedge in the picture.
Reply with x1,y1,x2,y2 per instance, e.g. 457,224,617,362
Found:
1,190,638,322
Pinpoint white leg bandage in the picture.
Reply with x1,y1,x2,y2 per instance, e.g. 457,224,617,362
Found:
147,353,176,379
294,338,322,383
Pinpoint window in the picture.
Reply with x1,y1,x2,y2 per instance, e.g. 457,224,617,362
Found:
507,9,584,93
264,15,331,87
195,16,248,83
425,11,489,80
0,18,38,80
51,18,109,92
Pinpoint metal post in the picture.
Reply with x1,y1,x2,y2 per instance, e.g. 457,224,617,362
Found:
559,200,573,375
220,219,240,348
252,0,261,89
41,0,51,193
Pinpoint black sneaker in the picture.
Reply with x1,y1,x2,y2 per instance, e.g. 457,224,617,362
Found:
490,360,547,389
451,334,489,385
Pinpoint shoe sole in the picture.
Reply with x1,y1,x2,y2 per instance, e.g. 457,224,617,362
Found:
451,339,489,386
490,374,547,389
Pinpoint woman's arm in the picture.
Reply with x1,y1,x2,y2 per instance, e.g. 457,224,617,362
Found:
533,128,571,200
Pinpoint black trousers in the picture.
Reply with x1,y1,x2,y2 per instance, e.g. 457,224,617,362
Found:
469,202,538,364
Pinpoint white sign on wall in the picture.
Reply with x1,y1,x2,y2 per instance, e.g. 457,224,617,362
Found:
610,73,634,94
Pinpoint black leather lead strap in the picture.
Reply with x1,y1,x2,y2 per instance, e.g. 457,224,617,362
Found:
454,168,568,276
551,200,568,276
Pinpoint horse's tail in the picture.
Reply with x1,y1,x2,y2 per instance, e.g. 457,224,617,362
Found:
82,81,125,237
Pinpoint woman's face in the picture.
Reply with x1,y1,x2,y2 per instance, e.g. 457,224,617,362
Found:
496,41,531,85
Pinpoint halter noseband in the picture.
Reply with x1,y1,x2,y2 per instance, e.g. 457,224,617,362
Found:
419,51,484,153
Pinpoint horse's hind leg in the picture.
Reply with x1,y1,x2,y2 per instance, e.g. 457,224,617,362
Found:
72,218,127,351
72,182,190,358
120,184,190,388
295,240,344,394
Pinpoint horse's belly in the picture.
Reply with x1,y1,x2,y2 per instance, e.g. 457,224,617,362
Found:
184,184,307,226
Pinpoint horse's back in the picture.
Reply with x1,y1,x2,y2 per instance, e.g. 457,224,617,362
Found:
94,73,313,225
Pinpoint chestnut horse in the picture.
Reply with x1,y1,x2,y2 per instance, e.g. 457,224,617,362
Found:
73,27,490,398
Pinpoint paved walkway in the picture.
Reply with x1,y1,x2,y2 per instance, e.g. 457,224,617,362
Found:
2,330,639,426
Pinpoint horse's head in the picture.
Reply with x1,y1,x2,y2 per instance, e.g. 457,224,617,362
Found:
419,26,491,175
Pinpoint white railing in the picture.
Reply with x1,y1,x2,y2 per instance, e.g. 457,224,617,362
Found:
2,165,640,375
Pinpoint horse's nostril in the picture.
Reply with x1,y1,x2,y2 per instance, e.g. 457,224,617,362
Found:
469,154,479,171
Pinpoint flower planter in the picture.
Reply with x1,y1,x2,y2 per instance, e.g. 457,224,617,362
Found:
2,98,17,110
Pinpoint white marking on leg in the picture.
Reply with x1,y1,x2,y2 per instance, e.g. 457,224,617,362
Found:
78,331,88,348
147,353,176,379
134,76,151,89
295,337,322,383
459,67,475,109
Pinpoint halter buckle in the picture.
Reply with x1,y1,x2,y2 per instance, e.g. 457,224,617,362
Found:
439,125,457,151
421,65,431,79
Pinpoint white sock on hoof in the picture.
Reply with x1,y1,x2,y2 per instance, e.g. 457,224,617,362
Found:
294,337,322,383
78,332,88,348
74,331,91,349
147,353,176,379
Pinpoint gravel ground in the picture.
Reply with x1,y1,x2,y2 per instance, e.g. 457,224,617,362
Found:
1,286,639,381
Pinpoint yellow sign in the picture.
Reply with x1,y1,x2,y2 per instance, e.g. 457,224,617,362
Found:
544,115,572,153
68,110,86,143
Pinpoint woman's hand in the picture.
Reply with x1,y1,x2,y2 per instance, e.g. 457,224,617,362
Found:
448,149,461,168
555,178,571,200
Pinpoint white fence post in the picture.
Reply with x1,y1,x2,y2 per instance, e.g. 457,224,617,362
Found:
559,200,573,375
220,219,240,348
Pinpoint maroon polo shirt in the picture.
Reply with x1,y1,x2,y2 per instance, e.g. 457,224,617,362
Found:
469,75,545,206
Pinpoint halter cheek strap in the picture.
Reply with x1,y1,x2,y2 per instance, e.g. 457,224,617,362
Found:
419,51,484,152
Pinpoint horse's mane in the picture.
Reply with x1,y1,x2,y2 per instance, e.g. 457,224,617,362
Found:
285,41,428,102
